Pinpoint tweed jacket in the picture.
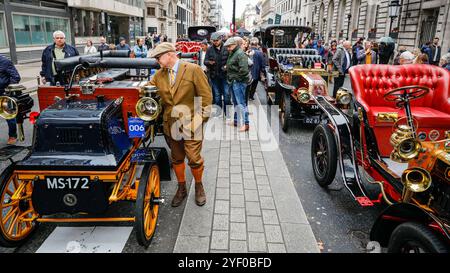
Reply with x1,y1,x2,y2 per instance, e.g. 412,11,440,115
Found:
150,61,212,140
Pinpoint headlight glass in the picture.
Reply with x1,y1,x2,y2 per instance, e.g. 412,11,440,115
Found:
336,89,351,105
136,97,160,121
299,92,310,103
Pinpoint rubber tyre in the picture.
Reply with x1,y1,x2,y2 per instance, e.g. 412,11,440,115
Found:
280,91,291,132
311,123,338,187
135,162,161,247
0,164,39,247
388,222,448,253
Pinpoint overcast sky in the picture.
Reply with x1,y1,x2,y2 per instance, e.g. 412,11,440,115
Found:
221,0,253,23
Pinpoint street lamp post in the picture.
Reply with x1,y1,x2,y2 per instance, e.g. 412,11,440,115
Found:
346,14,351,40
388,0,400,38
232,0,236,33
322,18,326,40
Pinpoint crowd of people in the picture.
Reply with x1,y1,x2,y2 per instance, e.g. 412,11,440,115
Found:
2,29,450,146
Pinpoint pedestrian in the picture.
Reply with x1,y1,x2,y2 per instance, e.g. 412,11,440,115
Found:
399,51,415,65
133,38,148,75
332,40,352,97
430,37,442,65
116,37,131,52
357,41,377,64
145,33,153,49
421,41,433,62
97,36,109,51
327,40,337,70
224,37,250,132
378,42,394,64
313,40,326,59
247,37,265,101
205,32,231,118
199,40,209,72
393,46,406,65
439,53,450,71
439,52,450,72
40,30,79,86
0,55,20,145
149,42,212,207
352,38,364,66
414,53,429,64
84,39,97,54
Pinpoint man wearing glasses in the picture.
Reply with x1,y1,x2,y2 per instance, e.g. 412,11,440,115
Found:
40,30,79,86
149,42,212,207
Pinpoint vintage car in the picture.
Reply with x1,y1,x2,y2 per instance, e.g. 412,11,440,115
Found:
0,52,171,248
261,26,343,131
175,26,216,64
310,64,450,252
0,84,34,142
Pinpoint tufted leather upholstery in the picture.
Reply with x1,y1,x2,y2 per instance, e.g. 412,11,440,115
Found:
268,48,317,59
276,54,323,67
349,64,450,156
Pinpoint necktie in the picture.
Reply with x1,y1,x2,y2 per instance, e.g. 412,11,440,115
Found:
169,69,175,86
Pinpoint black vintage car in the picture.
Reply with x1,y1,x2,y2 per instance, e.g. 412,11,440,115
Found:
0,52,170,248
260,25,343,131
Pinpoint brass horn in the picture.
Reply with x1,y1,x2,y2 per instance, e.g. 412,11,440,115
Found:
136,97,161,121
0,96,18,120
390,124,422,162
401,167,432,203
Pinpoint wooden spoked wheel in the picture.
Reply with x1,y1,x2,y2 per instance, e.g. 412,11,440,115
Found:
0,166,38,247
135,163,161,247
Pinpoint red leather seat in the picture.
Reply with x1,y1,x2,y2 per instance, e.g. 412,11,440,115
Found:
349,64,450,156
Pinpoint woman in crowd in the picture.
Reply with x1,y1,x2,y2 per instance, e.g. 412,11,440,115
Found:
84,40,97,54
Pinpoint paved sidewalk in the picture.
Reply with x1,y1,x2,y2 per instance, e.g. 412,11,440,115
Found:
15,61,41,92
173,96,319,253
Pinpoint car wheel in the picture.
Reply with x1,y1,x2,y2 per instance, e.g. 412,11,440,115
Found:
0,164,39,247
135,162,161,247
311,123,337,187
388,222,448,253
280,91,291,132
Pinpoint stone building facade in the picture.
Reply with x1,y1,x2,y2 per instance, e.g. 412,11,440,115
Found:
309,0,450,52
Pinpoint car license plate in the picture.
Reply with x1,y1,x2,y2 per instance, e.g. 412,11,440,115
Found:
45,177,90,190
310,104,319,110
304,117,320,124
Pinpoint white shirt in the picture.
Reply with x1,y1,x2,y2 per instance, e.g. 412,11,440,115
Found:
344,50,351,70
84,46,97,54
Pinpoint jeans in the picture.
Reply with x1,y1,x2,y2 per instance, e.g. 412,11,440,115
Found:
6,118,17,138
230,81,249,126
211,77,231,116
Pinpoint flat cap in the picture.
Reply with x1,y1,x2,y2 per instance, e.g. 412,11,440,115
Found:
210,32,223,40
223,37,237,47
149,42,176,58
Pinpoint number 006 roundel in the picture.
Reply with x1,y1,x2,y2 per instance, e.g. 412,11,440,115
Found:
128,117,145,138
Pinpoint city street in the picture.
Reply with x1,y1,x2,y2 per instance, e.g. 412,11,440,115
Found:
0,75,385,253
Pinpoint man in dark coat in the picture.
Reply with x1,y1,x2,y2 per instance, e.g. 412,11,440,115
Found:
40,30,79,86
0,55,21,144
204,32,230,118
247,38,265,101
430,37,442,65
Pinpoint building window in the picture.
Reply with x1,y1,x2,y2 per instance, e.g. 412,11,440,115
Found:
147,7,156,17
13,14,70,46
0,13,7,48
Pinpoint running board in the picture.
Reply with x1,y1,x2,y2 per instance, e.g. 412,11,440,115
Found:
314,96,373,206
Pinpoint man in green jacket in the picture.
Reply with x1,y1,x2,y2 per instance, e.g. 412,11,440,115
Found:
224,37,250,132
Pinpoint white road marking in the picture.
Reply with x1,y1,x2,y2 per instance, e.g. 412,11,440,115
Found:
36,226,133,253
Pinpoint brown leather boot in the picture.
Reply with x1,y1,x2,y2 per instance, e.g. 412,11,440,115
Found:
195,183,206,206
171,183,187,207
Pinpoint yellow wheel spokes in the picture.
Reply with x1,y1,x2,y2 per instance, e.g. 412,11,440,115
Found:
144,166,160,239
1,175,36,241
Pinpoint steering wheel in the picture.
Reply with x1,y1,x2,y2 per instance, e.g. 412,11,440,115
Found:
384,85,429,106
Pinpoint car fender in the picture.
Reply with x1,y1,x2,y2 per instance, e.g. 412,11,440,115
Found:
370,202,450,247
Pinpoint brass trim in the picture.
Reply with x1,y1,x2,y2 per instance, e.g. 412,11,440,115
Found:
377,112,398,123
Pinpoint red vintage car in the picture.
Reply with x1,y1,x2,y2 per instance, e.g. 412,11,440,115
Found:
310,64,450,253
